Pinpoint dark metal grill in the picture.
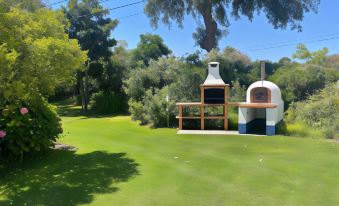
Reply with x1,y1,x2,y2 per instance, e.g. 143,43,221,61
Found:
204,88,224,104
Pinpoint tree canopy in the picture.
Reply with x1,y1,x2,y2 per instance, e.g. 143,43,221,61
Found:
62,0,119,111
0,3,87,102
131,34,172,66
292,43,329,65
63,0,118,61
0,0,86,157
145,0,320,52
269,45,338,104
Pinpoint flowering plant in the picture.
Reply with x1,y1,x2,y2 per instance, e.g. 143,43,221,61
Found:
0,98,62,159
20,107,29,115
0,130,6,138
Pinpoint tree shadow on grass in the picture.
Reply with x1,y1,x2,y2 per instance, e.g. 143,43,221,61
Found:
0,150,139,206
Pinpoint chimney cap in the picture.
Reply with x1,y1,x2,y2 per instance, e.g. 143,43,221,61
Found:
203,62,226,85
208,62,219,67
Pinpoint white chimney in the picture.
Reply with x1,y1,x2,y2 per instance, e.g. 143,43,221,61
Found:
203,62,225,85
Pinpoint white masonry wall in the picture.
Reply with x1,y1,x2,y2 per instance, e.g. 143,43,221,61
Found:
266,108,279,126
239,107,255,124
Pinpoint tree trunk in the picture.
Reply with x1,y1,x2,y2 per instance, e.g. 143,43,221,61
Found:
201,4,218,52
79,74,86,112
84,71,89,111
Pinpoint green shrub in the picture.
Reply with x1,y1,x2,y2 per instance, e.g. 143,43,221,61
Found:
128,99,149,125
90,91,127,115
276,120,288,135
285,83,339,139
228,108,238,130
128,87,176,128
284,122,322,138
143,88,176,128
0,97,62,159
125,57,205,128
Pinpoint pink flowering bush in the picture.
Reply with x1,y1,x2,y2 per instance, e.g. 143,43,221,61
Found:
0,97,62,159
20,107,29,115
0,130,6,138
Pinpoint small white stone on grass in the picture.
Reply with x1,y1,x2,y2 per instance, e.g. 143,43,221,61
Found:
259,158,263,162
174,156,178,159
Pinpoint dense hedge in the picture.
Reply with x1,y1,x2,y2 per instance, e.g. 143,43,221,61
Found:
90,91,127,115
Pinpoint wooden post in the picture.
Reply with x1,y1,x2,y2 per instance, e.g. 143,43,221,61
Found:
178,105,183,130
224,105,228,130
224,85,228,130
225,85,228,103
200,87,205,130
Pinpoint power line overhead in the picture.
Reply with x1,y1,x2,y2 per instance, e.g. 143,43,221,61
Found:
45,0,142,9
108,1,142,11
241,32,339,50
76,1,143,18
117,12,144,20
45,0,68,7
246,36,339,52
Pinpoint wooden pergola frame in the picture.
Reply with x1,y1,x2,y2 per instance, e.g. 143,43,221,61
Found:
176,84,229,130
176,84,278,130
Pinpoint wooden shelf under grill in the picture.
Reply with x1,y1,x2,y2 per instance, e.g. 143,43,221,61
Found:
176,116,226,119
176,102,228,106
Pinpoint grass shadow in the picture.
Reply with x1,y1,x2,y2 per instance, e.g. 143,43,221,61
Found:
0,150,139,206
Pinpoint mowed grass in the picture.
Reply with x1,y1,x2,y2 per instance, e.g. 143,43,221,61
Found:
1,111,339,205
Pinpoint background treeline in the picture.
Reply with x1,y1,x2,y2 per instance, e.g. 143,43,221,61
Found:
50,0,338,139
53,29,339,139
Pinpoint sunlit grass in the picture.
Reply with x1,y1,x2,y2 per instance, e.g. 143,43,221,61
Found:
1,107,339,205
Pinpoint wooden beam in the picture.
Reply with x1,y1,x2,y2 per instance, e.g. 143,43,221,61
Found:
227,86,229,102
200,84,229,87
176,102,228,106
205,116,225,120
176,102,202,106
176,116,200,119
228,102,278,108
224,86,228,130
224,105,228,130
178,105,183,130
200,87,204,130
176,116,227,119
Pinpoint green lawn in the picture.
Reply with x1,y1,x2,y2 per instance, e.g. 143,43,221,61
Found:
1,107,339,205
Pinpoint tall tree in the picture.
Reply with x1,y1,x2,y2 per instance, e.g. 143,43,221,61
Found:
63,0,118,111
0,3,87,102
144,0,320,52
131,34,172,66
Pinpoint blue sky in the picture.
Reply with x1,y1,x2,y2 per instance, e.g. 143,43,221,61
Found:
53,0,339,62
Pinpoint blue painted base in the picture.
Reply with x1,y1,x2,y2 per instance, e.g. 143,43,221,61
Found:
238,124,247,134
266,125,275,136
238,119,279,136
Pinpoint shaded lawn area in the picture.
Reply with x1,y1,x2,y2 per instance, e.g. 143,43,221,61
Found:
0,150,138,206
1,108,339,205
